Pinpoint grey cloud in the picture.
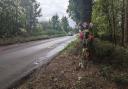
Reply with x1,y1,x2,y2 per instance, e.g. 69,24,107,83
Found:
37,0,76,27
37,0,68,19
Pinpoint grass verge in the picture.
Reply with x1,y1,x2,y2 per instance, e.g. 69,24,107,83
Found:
0,34,66,46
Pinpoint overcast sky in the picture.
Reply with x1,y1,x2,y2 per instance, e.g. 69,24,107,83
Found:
37,0,76,27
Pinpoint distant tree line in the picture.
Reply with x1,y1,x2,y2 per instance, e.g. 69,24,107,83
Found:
40,14,72,34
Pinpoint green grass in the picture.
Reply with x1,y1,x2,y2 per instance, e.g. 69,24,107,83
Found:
0,34,66,46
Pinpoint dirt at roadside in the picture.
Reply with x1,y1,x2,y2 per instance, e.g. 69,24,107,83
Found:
17,50,117,89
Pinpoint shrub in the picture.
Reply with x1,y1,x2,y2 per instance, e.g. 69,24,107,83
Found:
93,39,114,64
113,74,128,86
93,39,128,69
111,46,128,68
99,33,120,43
100,65,112,80
99,33,113,41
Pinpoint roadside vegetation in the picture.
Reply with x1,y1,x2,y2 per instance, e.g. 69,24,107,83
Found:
67,0,128,88
91,0,128,87
92,39,128,88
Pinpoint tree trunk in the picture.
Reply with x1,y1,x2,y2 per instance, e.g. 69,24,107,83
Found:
111,0,117,45
121,0,125,46
124,0,128,46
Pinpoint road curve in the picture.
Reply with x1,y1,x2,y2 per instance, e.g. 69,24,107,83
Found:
0,36,75,89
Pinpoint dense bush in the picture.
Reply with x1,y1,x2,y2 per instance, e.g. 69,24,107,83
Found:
93,39,114,63
99,33,121,44
113,74,128,86
100,65,112,80
93,39,128,68
99,33,113,42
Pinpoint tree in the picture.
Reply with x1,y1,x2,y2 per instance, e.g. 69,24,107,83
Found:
91,0,128,46
123,0,128,46
61,16,70,33
67,0,93,24
0,0,25,37
92,0,123,45
51,14,61,31
0,0,42,38
21,0,42,33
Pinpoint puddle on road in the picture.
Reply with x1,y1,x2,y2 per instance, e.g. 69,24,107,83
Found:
33,37,75,66
47,46,54,49
33,56,48,65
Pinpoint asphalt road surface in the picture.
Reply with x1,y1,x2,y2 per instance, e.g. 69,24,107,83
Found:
0,36,75,89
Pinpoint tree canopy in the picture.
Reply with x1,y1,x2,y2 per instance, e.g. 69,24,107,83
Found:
92,0,128,46
67,0,93,24
0,0,41,38
61,16,70,33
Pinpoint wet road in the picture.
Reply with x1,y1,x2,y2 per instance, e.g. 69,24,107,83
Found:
0,36,75,89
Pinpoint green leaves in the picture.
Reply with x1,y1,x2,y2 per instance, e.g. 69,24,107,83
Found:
92,0,127,45
67,0,93,23
61,16,70,33
51,14,61,31
0,0,42,38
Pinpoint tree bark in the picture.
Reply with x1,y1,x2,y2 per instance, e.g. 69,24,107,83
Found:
121,0,125,46
111,0,117,45
124,0,128,46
